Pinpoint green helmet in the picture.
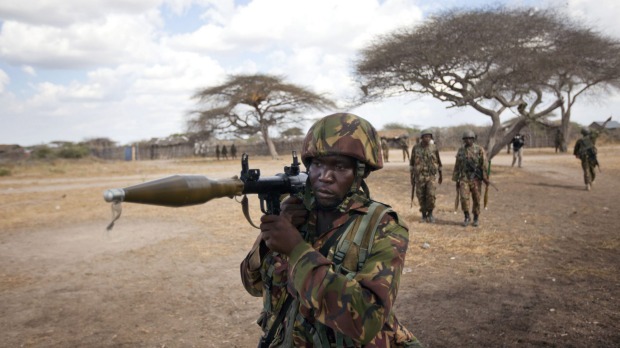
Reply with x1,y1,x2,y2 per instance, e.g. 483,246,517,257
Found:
462,130,476,139
301,113,383,171
420,129,433,138
581,127,591,135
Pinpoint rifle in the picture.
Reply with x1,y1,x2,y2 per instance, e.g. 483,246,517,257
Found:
454,182,460,213
410,174,416,208
103,152,308,230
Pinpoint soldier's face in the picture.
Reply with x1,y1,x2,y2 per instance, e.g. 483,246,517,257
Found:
463,137,474,146
309,155,357,210
421,134,432,145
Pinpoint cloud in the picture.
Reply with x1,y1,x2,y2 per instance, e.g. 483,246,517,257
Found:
0,69,9,93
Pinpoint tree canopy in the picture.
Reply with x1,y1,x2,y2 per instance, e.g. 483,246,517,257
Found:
188,74,336,159
354,7,620,158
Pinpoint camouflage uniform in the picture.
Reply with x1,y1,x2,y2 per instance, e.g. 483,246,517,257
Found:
241,113,421,347
573,128,599,190
381,138,389,163
452,141,488,224
410,142,442,219
399,138,410,162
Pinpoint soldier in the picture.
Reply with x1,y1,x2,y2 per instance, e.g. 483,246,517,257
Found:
221,145,228,160
410,129,443,223
215,144,220,160
554,128,564,153
452,130,489,227
573,127,600,191
240,113,421,347
230,143,237,159
399,136,410,162
380,136,389,163
511,133,525,168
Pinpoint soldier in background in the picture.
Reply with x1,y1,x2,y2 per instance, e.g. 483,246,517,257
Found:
240,113,421,347
410,129,443,223
554,128,564,153
399,136,410,162
221,145,228,160
573,127,600,191
511,133,525,168
230,143,237,159
452,130,489,227
215,144,220,160
381,137,389,163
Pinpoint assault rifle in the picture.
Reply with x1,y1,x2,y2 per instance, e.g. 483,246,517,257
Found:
103,152,308,230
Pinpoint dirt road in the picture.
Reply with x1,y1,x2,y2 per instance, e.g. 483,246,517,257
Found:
0,147,618,347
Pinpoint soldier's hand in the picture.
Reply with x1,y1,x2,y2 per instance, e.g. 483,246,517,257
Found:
280,196,308,227
438,173,443,185
260,214,304,255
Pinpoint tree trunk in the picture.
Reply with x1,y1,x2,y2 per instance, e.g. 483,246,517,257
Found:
261,125,280,159
560,108,571,153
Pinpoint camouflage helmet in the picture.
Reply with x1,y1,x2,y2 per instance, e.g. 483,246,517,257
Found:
301,113,383,171
581,127,591,135
462,130,476,139
420,129,433,138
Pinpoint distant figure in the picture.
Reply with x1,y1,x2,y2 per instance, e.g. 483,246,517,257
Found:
573,127,599,191
399,137,410,162
511,134,525,168
231,143,237,159
554,129,564,153
215,144,220,160
381,137,389,163
221,145,228,160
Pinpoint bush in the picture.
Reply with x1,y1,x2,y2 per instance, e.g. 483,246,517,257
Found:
0,167,11,176
31,146,56,160
58,144,90,159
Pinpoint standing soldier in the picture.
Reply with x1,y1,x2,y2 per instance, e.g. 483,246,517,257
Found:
240,113,421,347
230,143,237,159
221,145,228,160
511,133,525,168
410,129,443,222
554,128,564,153
215,144,220,160
381,137,389,163
573,127,600,191
399,137,410,162
452,130,489,227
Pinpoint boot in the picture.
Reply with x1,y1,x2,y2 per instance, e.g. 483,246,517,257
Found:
427,210,435,223
421,211,427,222
463,212,470,227
473,214,479,227
586,183,591,191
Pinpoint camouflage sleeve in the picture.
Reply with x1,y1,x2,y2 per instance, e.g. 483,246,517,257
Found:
287,214,408,344
409,146,416,168
435,147,442,171
452,150,462,182
240,235,267,297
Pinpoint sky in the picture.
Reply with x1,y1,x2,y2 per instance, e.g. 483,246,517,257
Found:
1,0,620,146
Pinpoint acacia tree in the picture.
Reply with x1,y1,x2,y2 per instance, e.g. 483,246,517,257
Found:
546,28,620,151
354,8,620,158
188,74,336,159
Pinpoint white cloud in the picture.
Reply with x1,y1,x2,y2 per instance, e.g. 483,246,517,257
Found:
0,69,9,93
21,65,36,76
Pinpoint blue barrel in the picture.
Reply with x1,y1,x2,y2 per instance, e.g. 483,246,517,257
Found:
124,146,132,161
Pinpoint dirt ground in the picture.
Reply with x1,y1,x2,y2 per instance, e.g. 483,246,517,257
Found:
0,146,618,347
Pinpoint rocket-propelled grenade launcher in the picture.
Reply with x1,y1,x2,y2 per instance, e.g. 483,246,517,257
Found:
103,152,308,229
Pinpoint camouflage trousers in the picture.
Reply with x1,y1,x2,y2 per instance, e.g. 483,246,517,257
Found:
415,177,437,213
580,157,596,185
459,179,482,215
